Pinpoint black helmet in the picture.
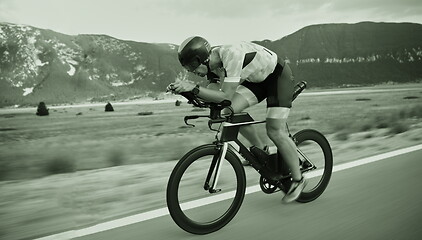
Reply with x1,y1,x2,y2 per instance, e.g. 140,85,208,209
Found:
178,36,211,71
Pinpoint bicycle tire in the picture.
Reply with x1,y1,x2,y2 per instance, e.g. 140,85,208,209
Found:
294,129,333,203
166,144,246,234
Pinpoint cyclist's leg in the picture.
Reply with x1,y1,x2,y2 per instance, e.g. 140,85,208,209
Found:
264,61,306,202
229,85,265,148
266,110,301,180
265,62,300,178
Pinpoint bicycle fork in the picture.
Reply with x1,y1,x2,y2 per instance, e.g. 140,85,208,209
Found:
204,142,228,193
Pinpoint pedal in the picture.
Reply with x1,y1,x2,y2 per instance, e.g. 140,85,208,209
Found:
259,167,283,182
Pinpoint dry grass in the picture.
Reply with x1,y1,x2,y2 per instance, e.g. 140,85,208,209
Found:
0,85,421,180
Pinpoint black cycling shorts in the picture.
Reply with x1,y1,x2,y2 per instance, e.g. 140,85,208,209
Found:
240,60,294,108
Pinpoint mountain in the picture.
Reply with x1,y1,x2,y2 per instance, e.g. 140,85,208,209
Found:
1,22,422,107
0,23,184,107
256,22,422,87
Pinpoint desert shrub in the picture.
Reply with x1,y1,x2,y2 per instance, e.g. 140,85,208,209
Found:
45,156,76,174
0,161,10,180
335,131,349,141
398,109,408,119
389,122,410,134
364,133,373,139
376,122,390,129
374,115,391,129
403,96,419,100
386,104,422,121
359,122,374,131
105,102,114,112
300,116,311,121
175,100,182,106
371,105,422,135
406,104,422,118
0,127,17,131
36,102,49,116
138,111,153,116
332,120,353,133
107,149,125,166
329,103,421,135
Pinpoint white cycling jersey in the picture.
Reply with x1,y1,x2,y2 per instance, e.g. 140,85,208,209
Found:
212,42,278,84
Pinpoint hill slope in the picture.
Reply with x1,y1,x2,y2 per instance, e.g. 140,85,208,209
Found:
257,22,422,86
1,22,421,107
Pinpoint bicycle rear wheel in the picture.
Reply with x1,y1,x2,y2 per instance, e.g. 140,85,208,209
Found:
166,144,246,234
294,129,333,203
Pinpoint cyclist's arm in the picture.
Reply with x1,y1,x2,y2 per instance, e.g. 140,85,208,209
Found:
198,77,239,103
196,84,235,103
206,82,220,91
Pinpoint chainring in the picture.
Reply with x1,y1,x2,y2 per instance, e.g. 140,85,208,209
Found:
259,176,279,194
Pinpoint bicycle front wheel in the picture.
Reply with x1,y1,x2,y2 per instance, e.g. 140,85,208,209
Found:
166,144,246,235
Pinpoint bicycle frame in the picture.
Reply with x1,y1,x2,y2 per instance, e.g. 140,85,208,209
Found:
204,112,316,193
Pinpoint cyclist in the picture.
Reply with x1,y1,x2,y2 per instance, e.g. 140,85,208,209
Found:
170,36,306,203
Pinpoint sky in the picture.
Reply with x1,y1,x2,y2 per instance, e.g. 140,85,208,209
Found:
1,0,422,45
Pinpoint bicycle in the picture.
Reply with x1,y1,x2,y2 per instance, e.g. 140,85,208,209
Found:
166,81,333,234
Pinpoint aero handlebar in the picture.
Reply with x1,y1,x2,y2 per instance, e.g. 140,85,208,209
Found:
168,81,307,128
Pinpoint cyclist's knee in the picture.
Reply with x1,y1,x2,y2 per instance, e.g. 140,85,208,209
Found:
266,124,289,143
226,94,250,114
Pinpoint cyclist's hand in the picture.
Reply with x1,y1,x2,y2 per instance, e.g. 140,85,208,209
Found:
166,83,176,93
171,81,195,94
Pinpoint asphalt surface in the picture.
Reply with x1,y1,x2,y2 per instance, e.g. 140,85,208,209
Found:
73,149,422,240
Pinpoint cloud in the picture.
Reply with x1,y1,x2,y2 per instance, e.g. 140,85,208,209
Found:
155,0,422,19
0,0,17,22
329,0,422,11
0,0,421,45
153,0,271,18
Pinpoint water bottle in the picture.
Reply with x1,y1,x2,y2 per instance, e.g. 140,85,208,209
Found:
292,81,307,101
266,146,279,172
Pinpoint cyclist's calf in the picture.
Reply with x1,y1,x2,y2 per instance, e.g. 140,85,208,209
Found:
266,118,302,180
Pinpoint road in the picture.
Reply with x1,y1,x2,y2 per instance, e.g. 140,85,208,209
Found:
49,147,422,240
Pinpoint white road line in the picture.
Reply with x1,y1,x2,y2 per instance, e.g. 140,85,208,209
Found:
300,88,418,96
36,144,422,240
